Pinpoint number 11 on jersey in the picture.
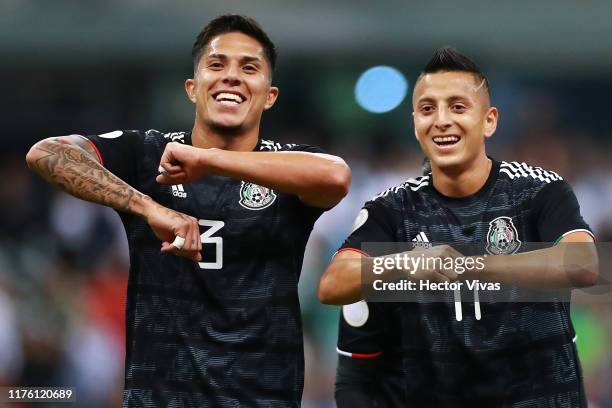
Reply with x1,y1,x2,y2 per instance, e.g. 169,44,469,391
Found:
198,219,225,270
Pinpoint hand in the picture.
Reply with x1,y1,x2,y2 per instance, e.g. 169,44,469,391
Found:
401,244,463,283
143,202,202,262
156,142,212,184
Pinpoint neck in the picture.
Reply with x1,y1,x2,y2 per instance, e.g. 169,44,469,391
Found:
431,154,492,198
191,120,259,151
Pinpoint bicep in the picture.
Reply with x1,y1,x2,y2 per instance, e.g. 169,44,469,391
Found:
319,250,365,304
321,250,362,280
321,249,364,289
330,248,365,266
55,135,103,165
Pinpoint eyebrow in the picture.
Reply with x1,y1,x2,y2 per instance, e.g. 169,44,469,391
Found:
417,95,471,104
206,53,263,64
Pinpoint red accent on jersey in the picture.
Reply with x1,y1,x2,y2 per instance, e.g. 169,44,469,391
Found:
336,247,370,257
351,351,383,359
86,138,104,166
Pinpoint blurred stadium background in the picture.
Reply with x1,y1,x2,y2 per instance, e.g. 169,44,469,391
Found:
1,1,612,407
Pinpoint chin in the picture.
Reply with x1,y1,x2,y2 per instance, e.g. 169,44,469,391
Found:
209,122,245,135
431,155,466,172
206,114,246,130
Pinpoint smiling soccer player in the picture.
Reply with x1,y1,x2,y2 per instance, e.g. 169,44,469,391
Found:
319,47,596,407
26,14,351,407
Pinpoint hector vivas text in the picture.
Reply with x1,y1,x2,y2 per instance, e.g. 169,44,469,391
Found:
371,252,500,292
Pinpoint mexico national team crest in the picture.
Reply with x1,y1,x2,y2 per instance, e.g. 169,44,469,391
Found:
239,181,277,210
486,216,521,255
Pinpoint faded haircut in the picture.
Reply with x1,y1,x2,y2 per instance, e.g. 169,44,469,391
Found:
419,46,490,98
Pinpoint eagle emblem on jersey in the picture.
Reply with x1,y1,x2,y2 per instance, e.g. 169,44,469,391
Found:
486,216,521,255
239,181,277,210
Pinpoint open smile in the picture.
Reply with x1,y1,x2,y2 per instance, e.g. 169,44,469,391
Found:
211,90,247,107
432,135,461,148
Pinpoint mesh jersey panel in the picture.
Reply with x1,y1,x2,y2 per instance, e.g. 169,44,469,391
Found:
87,130,325,407
337,160,590,407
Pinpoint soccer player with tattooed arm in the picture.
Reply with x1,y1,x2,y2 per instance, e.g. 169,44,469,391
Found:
26,14,351,407
319,47,598,407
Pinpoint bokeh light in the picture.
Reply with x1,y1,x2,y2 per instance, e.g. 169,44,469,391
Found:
355,66,408,113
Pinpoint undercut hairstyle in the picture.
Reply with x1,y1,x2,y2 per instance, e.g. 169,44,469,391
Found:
191,14,277,74
419,46,490,99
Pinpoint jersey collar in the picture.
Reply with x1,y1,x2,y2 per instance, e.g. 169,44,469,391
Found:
185,131,263,152
429,158,500,207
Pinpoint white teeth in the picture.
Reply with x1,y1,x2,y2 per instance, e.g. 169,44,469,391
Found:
215,92,243,103
433,136,460,143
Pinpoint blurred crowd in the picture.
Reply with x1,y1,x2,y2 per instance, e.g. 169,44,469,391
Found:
1,82,612,407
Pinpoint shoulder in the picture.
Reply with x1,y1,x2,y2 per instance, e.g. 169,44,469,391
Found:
91,129,176,145
497,160,567,201
370,175,430,207
258,139,324,154
89,129,145,142
258,139,286,151
499,160,563,185
143,129,188,145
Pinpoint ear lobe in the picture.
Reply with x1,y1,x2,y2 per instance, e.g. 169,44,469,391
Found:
264,86,279,110
185,79,197,103
484,107,499,138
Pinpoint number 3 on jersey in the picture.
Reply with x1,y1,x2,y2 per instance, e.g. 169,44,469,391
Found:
198,219,224,270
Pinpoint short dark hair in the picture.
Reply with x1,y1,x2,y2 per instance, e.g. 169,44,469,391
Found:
420,46,489,97
192,14,277,74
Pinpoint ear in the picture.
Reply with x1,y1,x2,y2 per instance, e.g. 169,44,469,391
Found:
263,86,279,110
483,106,498,139
185,79,197,103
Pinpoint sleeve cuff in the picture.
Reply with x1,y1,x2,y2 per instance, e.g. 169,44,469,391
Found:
336,347,383,359
334,247,370,258
554,229,595,244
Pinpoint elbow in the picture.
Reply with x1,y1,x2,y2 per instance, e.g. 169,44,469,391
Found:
567,252,599,288
318,275,339,305
300,156,351,209
334,162,352,198
572,265,599,288
25,139,51,169
326,160,351,201
318,278,333,305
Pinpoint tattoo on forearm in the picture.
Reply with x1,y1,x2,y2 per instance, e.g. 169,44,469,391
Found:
30,142,140,212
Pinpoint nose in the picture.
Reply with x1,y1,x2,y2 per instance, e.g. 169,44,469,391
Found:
434,108,452,131
222,63,242,86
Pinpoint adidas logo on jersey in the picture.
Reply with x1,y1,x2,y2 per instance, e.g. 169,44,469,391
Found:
412,232,431,249
171,184,187,198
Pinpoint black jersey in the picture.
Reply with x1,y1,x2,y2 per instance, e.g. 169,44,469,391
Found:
85,129,325,407
336,301,405,408
337,160,593,408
